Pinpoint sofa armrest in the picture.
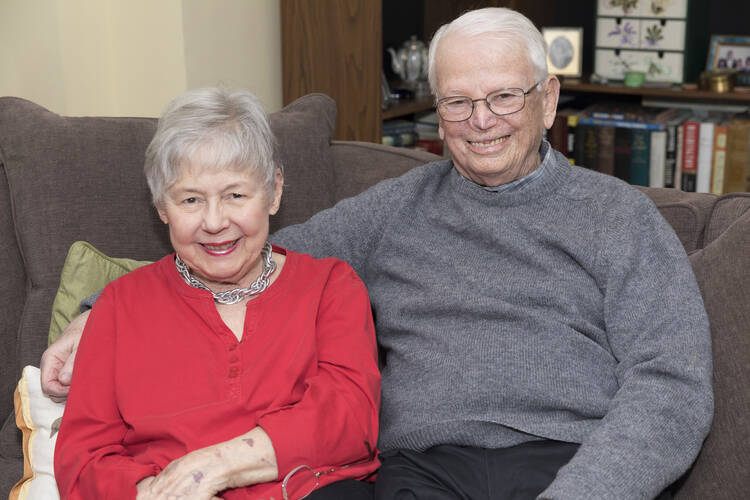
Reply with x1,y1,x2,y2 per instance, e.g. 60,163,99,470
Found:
330,141,440,203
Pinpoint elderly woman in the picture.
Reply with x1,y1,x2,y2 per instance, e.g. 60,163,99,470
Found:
53,88,380,500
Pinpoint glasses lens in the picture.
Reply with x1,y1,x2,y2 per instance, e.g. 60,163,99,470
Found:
438,97,472,121
487,89,524,116
282,465,317,500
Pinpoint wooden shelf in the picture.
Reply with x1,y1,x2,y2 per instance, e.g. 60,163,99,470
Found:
560,80,750,104
382,95,434,120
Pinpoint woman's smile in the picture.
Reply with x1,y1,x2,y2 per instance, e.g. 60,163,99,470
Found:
201,239,240,255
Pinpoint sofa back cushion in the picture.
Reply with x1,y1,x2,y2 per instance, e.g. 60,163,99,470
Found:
637,187,717,253
676,205,750,499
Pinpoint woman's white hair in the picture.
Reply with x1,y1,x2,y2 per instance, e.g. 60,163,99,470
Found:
144,87,280,206
427,7,548,97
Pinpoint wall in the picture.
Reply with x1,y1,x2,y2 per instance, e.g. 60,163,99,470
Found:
0,0,282,116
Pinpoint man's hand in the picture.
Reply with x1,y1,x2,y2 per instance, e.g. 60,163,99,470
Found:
40,310,89,402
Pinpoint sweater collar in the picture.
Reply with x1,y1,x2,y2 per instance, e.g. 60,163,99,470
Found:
448,140,570,205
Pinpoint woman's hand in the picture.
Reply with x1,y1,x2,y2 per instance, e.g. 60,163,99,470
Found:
144,427,277,498
139,447,227,499
136,475,223,499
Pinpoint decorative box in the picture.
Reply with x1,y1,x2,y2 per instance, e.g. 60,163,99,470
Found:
594,0,689,83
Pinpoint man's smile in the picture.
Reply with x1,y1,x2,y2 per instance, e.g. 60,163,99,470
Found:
469,135,509,148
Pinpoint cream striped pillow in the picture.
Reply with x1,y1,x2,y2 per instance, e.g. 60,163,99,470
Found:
10,366,64,500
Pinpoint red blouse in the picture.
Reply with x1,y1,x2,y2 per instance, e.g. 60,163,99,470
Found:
54,247,380,499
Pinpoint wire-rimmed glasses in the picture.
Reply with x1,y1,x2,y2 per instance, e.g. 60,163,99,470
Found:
436,80,543,122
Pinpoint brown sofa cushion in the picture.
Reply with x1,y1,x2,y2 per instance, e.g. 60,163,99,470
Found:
676,208,750,499
638,187,717,253
269,93,337,232
704,193,750,246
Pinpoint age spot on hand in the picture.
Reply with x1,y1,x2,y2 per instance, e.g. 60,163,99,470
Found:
243,438,255,447
192,471,204,483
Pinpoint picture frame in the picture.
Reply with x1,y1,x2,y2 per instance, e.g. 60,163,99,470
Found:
706,35,750,85
543,27,583,78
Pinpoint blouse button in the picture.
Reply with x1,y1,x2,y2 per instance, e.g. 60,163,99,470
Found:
228,367,239,378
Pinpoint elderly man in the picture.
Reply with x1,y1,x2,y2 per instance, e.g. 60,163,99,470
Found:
43,7,711,500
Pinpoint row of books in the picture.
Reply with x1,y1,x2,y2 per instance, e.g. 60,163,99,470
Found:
382,113,444,156
548,104,750,194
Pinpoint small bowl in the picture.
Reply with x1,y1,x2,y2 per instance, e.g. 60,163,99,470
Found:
624,71,646,88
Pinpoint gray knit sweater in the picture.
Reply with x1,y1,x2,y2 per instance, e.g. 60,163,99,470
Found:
271,142,713,499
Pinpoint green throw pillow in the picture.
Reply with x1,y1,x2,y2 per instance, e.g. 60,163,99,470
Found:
47,241,152,345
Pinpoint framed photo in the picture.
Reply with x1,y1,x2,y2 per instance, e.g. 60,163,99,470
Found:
543,27,583,77
706,35,750,84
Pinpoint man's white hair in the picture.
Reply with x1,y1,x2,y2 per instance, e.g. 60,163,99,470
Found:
427,7,549,98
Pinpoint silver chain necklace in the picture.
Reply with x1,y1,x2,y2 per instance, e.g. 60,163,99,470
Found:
175,242,276,305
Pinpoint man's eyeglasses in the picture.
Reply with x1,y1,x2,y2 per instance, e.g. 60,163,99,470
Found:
436,80,544,122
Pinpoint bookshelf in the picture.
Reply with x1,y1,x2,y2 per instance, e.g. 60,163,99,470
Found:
382,95,434,120
281,0,543,143
281,0,750,144
560,80,750,106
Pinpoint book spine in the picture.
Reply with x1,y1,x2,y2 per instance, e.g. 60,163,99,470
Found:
577,116,664,131
415,139,444,156
582,125,599,171
696,121,715,193
630,128,651,186
614,128,633,181
596,126,615,176
664,122,679,188
649,130,667,188
675,124,684,190
548,114,569,156
381,132,418,147
680,120,700,192
566,114,579,165
724,119,750,193
710,123,728,195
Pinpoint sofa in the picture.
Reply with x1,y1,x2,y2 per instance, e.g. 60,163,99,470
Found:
0,93,748,498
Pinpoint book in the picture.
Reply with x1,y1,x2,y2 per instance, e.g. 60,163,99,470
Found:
381,131,418,147
596,126,615,176
581,125,599,171
710,121,729,195
663,111,692,188
573,124,593,169
649,130,667,188
724,117,750,193
382,119,416,136
548,112,569,156
674,123,684,190
680,118,700,192
415,139,444,156
630,128,651,186
577,105,683,131
613,128,633,181
696,119,717,193
413,111,441,141
565,112,579,165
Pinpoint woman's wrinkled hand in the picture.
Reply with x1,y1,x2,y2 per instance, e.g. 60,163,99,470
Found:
139,447,229,500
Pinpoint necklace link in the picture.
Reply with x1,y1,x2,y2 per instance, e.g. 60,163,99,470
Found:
175,242,276,305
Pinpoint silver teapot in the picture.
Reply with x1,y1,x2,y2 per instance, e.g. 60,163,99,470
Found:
387,35,428,84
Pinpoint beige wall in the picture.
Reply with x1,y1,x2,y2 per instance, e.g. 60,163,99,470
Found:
0,0,282,117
